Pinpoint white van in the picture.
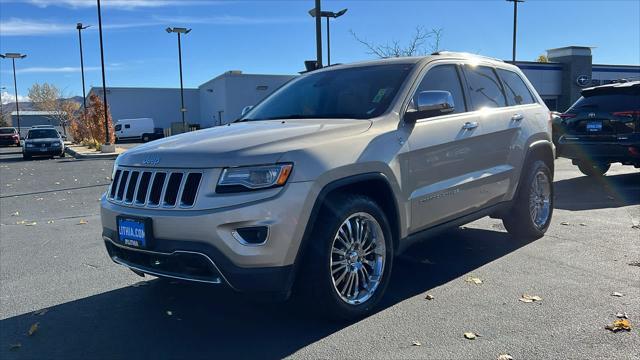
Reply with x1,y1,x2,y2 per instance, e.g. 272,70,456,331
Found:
114,118,163,142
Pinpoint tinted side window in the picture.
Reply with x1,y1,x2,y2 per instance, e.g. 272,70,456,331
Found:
415,65,466,114
124,124,131,129
464,65,507,109
497,69,536,105
114,124,122,131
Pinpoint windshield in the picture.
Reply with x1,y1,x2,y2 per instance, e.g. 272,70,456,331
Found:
0,128,16,134
27,129,59,139
242,64,414,121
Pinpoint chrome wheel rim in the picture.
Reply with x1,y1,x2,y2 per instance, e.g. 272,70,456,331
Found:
330,212,386,305
529,170,551,229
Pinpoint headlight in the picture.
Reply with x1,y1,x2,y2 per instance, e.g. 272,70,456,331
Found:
26,143,35,148
52,141,61,147
217,164,293,193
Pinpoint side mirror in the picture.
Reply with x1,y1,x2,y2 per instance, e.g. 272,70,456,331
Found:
241,105,254,117
405,90,455,122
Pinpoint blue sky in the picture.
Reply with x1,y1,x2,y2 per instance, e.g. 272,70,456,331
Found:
1,0,639,102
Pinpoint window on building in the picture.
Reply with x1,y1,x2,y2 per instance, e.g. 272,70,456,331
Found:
414,65,467,114
464,65,507,110
497,69,537,106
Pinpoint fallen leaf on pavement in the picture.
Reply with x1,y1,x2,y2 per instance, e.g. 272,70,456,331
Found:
632,225,640,230
32,309,48,316
166,310,173,316
131,281,149,288
464,332,478,340
519,294,543,303
11,211,19,216
9,343,21,351
412,341,422,346
497,355,514,360
54,182,60,185
560,222,570,226
25,222,37,226
425,294,434,300
605,319,631,332
28,322,39,336
579,223,586,226
611,292,624,297
15,220,26,225
35,197,44,201
78,219,88,225
465,276,483,285
615,312,629,319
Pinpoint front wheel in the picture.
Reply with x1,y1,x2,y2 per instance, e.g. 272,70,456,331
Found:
576,160,610,177
300,195,394,321
503,160,554,240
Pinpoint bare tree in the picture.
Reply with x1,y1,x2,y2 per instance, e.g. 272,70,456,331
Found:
28,83,79,132
350,26,444,58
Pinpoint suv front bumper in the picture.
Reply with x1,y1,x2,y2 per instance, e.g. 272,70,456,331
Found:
100,181,314,293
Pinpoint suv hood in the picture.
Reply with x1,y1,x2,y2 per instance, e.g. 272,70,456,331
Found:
117,119,372,168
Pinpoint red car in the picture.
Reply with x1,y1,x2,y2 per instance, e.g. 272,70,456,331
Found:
0,127,20,146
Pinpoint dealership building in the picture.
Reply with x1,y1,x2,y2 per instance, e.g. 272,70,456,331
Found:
90,46,639,131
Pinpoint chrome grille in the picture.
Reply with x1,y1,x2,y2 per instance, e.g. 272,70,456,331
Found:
109,168,202,208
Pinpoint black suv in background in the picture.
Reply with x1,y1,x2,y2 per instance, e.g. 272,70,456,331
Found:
555,81,640,176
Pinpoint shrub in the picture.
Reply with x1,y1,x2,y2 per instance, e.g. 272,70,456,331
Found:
69,93,115,145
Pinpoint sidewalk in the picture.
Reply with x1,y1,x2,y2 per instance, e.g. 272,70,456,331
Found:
65,144,126,159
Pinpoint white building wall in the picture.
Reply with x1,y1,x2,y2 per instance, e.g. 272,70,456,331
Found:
198,76,227,127
90,87,200,130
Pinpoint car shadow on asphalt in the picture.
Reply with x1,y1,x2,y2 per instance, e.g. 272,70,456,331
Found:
0,227,528,360
554,171,640,211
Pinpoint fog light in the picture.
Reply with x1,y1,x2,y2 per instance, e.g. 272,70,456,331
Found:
232,226,269,246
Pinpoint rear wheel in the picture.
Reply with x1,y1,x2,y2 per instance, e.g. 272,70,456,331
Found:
142,134,151,142
23,154,31,160
576,160,610,177
503,160,554,240
300,195,394,321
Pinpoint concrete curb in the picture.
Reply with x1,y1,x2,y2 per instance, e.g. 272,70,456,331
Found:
65,146,119,160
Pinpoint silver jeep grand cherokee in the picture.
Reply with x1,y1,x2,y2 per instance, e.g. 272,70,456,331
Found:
101,52,555,320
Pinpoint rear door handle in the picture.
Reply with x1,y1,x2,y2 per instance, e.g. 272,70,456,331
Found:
462,121,478,130
511,113,524,121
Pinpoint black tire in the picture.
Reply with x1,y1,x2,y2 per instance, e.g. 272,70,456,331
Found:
60,151,66,158
142,134,151,142
576,160,610,177
299,195,394,321
503,160,554,240
22,154,31,160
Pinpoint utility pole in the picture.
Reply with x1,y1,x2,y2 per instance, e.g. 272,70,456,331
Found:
77,23,90,132
314,0,323,69
0,53,27,135
166,27,191,132
507,0,524,63
96,0,112,148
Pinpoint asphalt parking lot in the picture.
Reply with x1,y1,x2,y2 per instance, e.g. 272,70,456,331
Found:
0,145,638,359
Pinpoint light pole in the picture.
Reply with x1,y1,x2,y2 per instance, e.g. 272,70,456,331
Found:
77,23,90,130
0,53,27,135
507,0,524,63
308,7,347,66
96,0,112,149
166,27,191,132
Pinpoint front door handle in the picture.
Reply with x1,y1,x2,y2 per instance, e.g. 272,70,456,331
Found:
511,113,524,121
462,121,478,130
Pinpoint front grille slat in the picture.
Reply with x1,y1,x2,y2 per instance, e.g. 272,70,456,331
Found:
108,167,202,209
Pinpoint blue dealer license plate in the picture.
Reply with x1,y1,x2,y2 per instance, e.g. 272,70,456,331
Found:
586,121,602,132
117,216,150,248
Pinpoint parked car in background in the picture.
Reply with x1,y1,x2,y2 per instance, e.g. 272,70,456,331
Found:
0,127,20,146
22,128,66,160
556,81,640,176
114,118,163,143
101,53,555,320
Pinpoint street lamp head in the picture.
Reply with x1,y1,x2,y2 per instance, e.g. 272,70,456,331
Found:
77,23,91,30
166,27,191,34
1,53,26,59
334,8,348,18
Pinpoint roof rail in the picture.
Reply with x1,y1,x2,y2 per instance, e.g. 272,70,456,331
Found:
431,51,504,63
